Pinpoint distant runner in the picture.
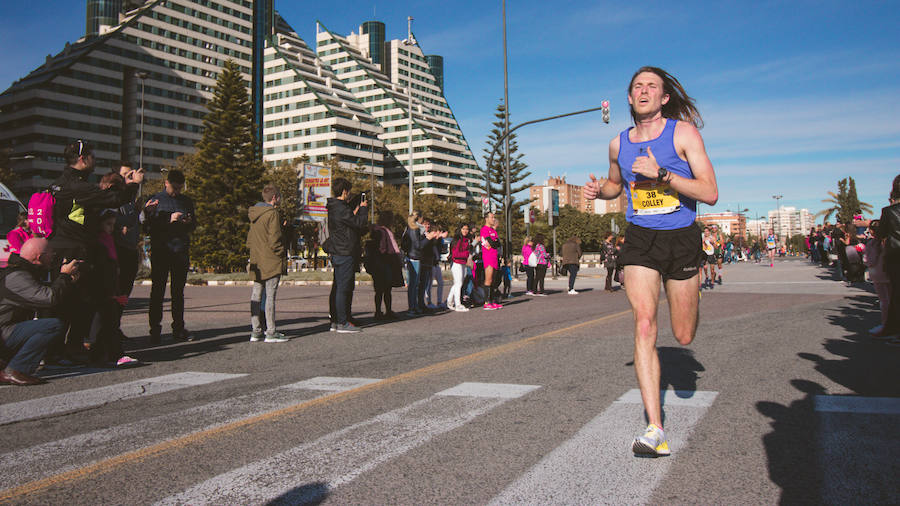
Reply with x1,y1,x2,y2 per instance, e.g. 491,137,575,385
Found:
584,66,718,457
701,227,717,288
765,229,778,267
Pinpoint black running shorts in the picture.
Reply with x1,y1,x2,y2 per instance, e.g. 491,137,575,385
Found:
619,223,702,281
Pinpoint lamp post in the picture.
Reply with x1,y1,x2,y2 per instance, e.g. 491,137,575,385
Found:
402,17,416,216
502,0,511,263
484,104,610,262
772,194,783,239
135,72,148,171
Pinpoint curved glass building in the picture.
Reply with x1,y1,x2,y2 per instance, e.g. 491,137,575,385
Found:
86,0,122,38
425,55,443,91
361,21,385,69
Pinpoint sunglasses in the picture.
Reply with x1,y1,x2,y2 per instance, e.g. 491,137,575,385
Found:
75,139,93,158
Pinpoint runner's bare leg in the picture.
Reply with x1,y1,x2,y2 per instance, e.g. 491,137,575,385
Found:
624,265,664,427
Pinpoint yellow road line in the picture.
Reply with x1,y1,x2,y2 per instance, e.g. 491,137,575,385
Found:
0,309,631,501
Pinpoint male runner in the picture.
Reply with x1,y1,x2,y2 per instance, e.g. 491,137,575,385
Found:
701,227,717,288
765,229,778,267
584,66,718,456
712,224,725,283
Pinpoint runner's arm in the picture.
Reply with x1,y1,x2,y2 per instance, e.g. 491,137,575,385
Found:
669,122,718,205
584,137,623,201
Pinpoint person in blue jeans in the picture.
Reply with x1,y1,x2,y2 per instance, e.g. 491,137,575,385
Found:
0,238,79,385
325,178,368,333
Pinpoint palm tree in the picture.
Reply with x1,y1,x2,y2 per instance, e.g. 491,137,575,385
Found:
817,177,872,224
816,189,842,223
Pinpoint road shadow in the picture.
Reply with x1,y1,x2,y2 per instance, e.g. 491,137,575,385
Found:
758,292,900,504
265,481,330,505
121,315,332,364
804,294,900,397
757,379,825,505
625,347,706,427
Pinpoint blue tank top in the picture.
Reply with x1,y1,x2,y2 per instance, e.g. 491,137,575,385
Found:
618,119,697,229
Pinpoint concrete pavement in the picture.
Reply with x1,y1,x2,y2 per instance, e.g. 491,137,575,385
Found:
1,257,897,504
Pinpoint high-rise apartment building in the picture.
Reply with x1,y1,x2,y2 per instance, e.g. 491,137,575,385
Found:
315,21,482,207
2,3,483,208
529,175,626,215
262,15,385,175
768,206,813,239
1,0,269,196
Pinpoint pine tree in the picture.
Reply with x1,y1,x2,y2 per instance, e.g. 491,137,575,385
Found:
846,177,873,220
190,60,265,272
477,102,533,217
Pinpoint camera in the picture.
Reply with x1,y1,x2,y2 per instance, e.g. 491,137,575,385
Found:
360,192,367,201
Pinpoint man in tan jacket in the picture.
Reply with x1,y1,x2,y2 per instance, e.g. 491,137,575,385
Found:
247,184,287,342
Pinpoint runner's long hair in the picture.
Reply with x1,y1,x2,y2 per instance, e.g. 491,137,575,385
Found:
628,66,703,129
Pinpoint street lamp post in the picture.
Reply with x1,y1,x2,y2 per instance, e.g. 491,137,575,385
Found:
502,0,511,263
135,72,148,170
403,17,415,216
772,194,783,239
483,104,610,263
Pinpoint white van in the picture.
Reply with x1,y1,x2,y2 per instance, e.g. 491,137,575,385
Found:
0,182,27,267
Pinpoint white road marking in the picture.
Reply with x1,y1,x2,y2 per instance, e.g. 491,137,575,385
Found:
490,388,718,505
0,377,380,490
156,382,540,505
815,395,900,504
0,372,245,426
814,395,900,414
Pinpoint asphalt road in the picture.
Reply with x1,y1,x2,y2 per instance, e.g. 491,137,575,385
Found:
1,257,898,505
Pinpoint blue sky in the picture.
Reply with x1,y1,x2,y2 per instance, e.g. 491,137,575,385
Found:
3,0,899,223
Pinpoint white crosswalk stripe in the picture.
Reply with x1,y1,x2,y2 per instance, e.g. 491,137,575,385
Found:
490,388,718,505
0,372,245,426
815,395,900,504
156,382,541,505
0,377,380,490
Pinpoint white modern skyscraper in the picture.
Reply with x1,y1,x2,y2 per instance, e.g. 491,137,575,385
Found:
1,0,264,196
768,206,813,238
316,20,483,207
262,15,384,176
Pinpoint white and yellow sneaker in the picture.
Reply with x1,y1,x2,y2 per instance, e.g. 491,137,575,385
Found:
632,423,671,456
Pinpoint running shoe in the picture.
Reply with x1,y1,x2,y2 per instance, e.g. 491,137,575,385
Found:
455,306,470,312
534,292,548,297
250,331,264,342
525,291,535,296
632,423,670,456
330,322,337,332
483,303,498,310
770,263,774,267
264,332,289,343
336,323,361,333
716,276,722,285
568,289,578,295
491,303,503,309
116,356,139,367
869,324,885,335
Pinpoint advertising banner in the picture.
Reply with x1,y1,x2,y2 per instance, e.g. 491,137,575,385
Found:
298,163,331,222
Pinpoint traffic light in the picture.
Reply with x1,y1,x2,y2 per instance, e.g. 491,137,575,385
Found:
601,100,610,124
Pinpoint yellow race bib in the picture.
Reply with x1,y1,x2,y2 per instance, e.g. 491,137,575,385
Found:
630,180,681,216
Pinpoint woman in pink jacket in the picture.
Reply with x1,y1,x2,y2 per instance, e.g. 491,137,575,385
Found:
5,212,33,255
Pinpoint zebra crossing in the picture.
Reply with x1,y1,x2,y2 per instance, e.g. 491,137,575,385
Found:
0,371,725,504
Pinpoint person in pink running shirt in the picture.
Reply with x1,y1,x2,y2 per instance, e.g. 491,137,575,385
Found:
480,213,502,310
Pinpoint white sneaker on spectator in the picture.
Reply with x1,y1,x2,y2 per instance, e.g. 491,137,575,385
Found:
568,289,578,295
455,306,469,312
